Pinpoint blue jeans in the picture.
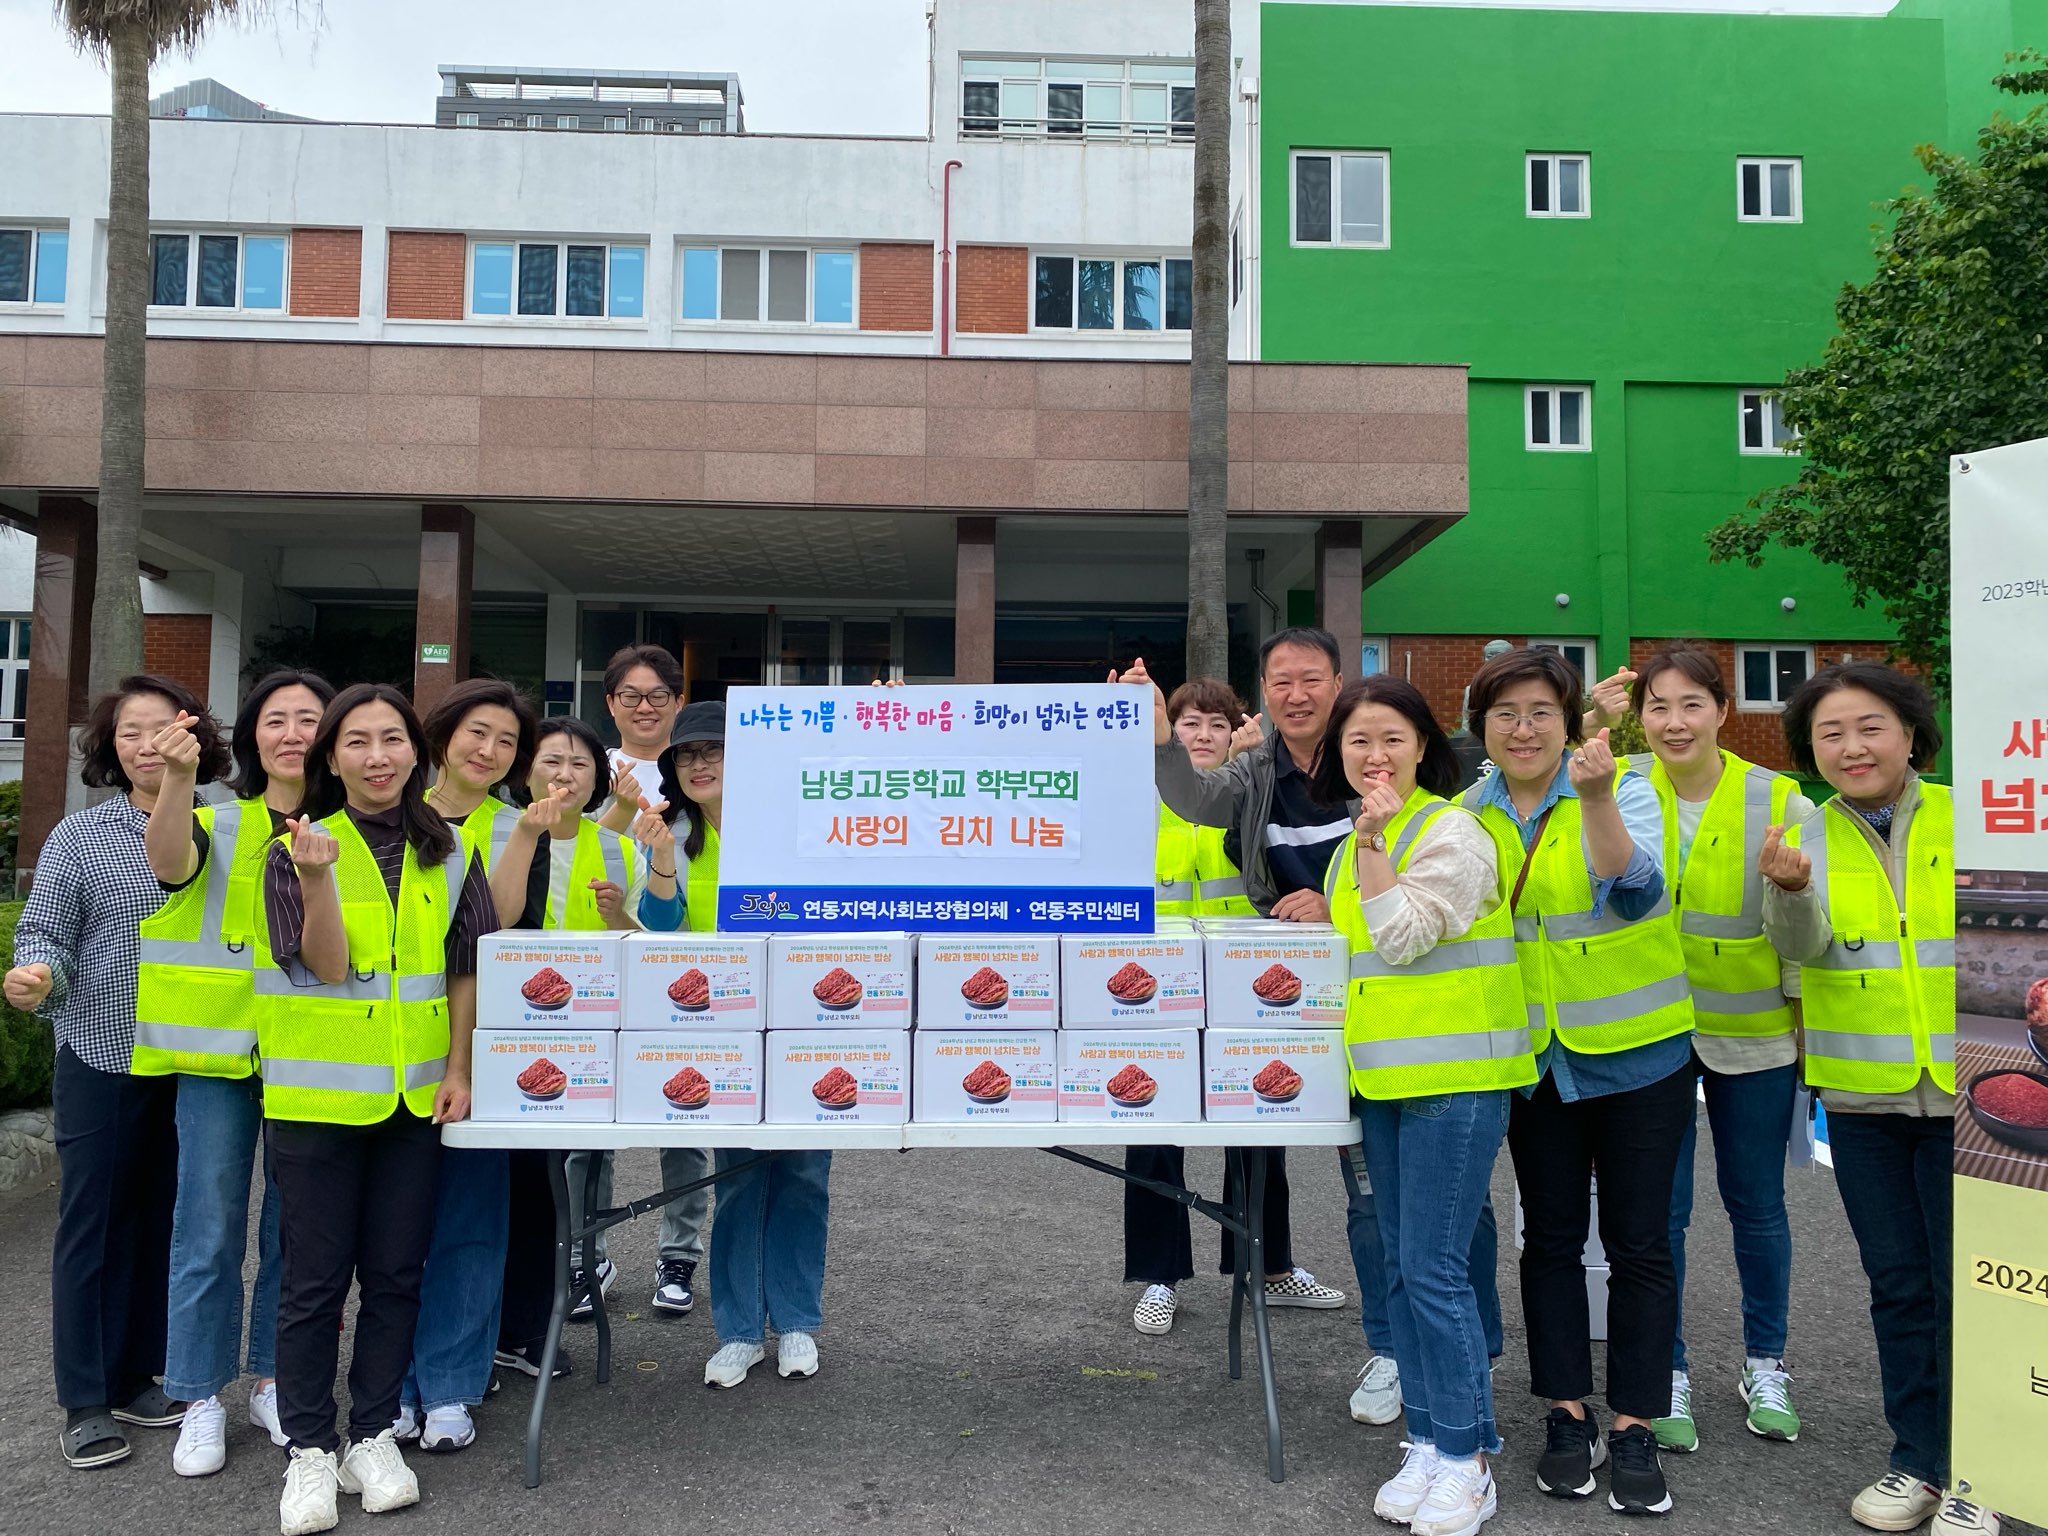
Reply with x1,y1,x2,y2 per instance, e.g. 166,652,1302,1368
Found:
1341,1141,1503,1362
164,1073,282,1402
564,1148,709,1268
1828,1112,1952,1488
401,1147,508,1412
1359,1091,1511,1458
708,1149,830,1344
1668,1056,1794,1371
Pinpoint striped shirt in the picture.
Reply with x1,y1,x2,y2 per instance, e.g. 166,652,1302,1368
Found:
1263,749,1353,899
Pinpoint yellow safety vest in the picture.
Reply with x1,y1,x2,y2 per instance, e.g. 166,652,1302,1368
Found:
1155,800,1256,918
1324,787,1536,1098
252,811,465,1125
1461,777,1695,1056
132,798,273,1079
1623,751,1798,1040
454,794,518,872
546,818,638,931
1798,784,1955,1094
686,820,721,934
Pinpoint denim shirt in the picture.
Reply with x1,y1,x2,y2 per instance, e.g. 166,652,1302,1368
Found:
1483,759,1692,1102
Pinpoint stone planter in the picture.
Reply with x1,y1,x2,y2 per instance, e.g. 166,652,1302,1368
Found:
0,1107,55,1192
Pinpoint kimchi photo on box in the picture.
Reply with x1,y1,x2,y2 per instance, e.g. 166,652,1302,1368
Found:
1059,934,1205,1027
913,1030,1057,1122
768,934,913,1029
764,1030,910,1125
478,932,624,1027
617,1031,763,1126
1203,1028,1349,1123
472,1030,616,1122
1058,1028,1201,1123
620,932,769,1031
915,936,1059,1029
1202,926,1348,1027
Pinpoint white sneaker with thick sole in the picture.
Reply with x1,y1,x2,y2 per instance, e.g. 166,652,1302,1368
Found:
337,1429,419,1513
1412,1457,1498,1536
705,1340,766,1388
250,1381,288,1448
1851,1472,1942,1532
1351,1354,1402,1426
172,1395,227,1478
1931,1494,2002,1535
1265,1266,1347,1309
1373,1440,1441,1522
420,1404,475,1452
279,1446,341,1536
778,1332,820,1379
1133,1284,1178,1336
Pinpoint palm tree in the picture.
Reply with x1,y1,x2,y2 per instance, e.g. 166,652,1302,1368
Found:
1185,0,1231,683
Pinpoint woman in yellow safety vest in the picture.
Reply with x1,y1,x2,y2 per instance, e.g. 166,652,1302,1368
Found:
1314,674,1533,1532
1154,678,1258,918
420,677,537,927
137,669,333,1478
1759,664,1987,1536
1461,647,1695,1518
259,683,498,1534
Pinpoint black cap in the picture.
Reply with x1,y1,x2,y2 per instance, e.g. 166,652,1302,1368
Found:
669,700,725,747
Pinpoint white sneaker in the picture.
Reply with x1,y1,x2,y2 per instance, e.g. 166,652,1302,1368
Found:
171,1394,227,1477
420,1404,475,1452
1373,1440,1441,1521
1350,1354,1402,1425
336,1429,419,1514
1851,1472,1942,1531
1932,1494,2002,1535
1133,1284,1178,1336
389,1405,419,1443
250,1381,288,1448
1413,1457,1498,1536
279,1446,341,1536
705,1340,766,1388
1264,1265,1347,1309
778,1332,820,1379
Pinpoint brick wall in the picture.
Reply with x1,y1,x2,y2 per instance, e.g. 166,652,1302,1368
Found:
386,231,467,321
1623,637,1898,771
288,228,362,317
954,244,1029,334
143,614,213,707
858,242,933,332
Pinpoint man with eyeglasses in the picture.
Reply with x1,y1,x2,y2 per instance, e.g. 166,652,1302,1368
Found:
601,644,685,817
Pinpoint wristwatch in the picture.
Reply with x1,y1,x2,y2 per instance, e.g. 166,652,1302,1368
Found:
1365,832,1387,853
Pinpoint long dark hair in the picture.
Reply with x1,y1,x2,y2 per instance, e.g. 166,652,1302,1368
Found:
420,677,538,796
526,716,611,817
657,750,718,863
297,684,457,867
229,670,337,799
1312,675,1461,805
79,674,230,791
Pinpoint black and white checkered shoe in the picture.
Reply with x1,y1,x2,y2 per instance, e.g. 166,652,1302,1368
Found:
1263,1266,1347,1309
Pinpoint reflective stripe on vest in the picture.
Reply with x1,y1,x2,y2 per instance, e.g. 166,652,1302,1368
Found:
132,801,267,1080
547,821,636,930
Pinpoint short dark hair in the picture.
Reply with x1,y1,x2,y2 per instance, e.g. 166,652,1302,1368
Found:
603,644,684,699
1259,626,1342,679
1466,647,1587,745
1165,677,1247,730
530,716,612,817
230,670,337,799
420,677,538,795
298,683,457,867
79,675,230,791
1631,643,1727,713
1780,661,1942,778
1312,676,1461,805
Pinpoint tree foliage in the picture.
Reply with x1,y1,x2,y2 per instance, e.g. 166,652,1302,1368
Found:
1708,57,2048,698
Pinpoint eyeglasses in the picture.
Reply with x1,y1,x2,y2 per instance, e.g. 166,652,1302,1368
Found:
674,743,724,766
1486,707,1564,732
611,688,676,710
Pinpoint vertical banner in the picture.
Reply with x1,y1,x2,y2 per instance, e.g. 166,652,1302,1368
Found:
1950,435,2048,1525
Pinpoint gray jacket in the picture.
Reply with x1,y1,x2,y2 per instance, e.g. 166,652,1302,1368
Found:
1154,732,1359,917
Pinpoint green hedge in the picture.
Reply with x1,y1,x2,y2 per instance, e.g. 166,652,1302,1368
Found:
0,900,55,1110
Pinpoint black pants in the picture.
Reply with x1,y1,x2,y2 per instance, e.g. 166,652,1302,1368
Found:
50,1046,178,1412
268,1108,441,1452
1123,1146,1293,1284
1508,1063,1694,1421
497,1149,557,1355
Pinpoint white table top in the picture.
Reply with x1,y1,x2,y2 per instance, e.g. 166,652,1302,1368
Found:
442,1119,1360,1152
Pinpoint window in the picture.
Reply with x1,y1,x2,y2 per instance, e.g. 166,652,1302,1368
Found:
1230,220,1243,307
1527,153,1589,217
468,240,646,320
1739,390,1795,453
636,118,657,131
959,57,1194,140
1525,385,1590,451
1032,255,1193,332
0,617,25,741
148,231,285,310
454,111,479,127
558,114,579,130
524,114,543,128
1532,639,1597,683
1738,157,1801,222
678,247,857,326
1737,645,1812,711
604,116,626,131
497,117,516,128
1291,151,1389,248
0,227,67,305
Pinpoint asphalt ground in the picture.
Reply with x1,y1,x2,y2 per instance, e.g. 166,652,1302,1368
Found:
1,1110,2038,1536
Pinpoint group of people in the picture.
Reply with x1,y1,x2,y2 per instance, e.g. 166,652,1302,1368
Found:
10,625,1970,1536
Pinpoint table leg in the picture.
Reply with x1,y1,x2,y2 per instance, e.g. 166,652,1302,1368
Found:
581,1152,612,1385
525,1150,572,1490
1225,1147,1246,1383
1243,1146,1285,1483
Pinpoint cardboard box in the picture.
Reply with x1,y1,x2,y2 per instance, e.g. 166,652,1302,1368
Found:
915,936,1059,1029
764,1029,910,1125
478,932,624,1028
472,1029,615,1122
1202,926,1349,1027
1059,934,1205,1027
913,1030,1058,1123
620,932,769,1031
1058,1028,1202,1123
617,1031,763,1126
1202,1028,1350,1123
768,934,913,1029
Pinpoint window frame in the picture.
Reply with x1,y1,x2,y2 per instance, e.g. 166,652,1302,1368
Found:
0,614,27,741
1738,389,1795,454
1735,644,1814,713
1288,149,1391,250
1524,385,1592,452
0,226,68,307
959,56,1195,141
1028,252,1193,334
1737,156,1802,222
454,111,479,127
674,244,860,328
1526,152,1590,218
1531,638,1598,685
463,237,649,323
146,229,289,314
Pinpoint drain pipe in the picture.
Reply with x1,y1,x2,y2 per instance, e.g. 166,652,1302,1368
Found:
940,159,963,355
1246,547,1280,638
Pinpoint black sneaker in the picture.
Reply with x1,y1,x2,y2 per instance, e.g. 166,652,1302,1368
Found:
1607,1424,1672,1516
492,1343,574,1380
1536,1405,1607,1498
653,1259,696,1316
569,1258,617,1322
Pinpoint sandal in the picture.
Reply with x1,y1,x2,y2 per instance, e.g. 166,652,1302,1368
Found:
62,1413,131,1469
111,1383,188,1428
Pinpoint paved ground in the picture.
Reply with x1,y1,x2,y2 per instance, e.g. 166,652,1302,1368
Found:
0,1112,2035,1536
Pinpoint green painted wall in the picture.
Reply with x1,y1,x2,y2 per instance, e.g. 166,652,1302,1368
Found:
1894,0,2048,145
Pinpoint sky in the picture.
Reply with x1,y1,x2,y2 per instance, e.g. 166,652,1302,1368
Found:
0,0,1894,138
